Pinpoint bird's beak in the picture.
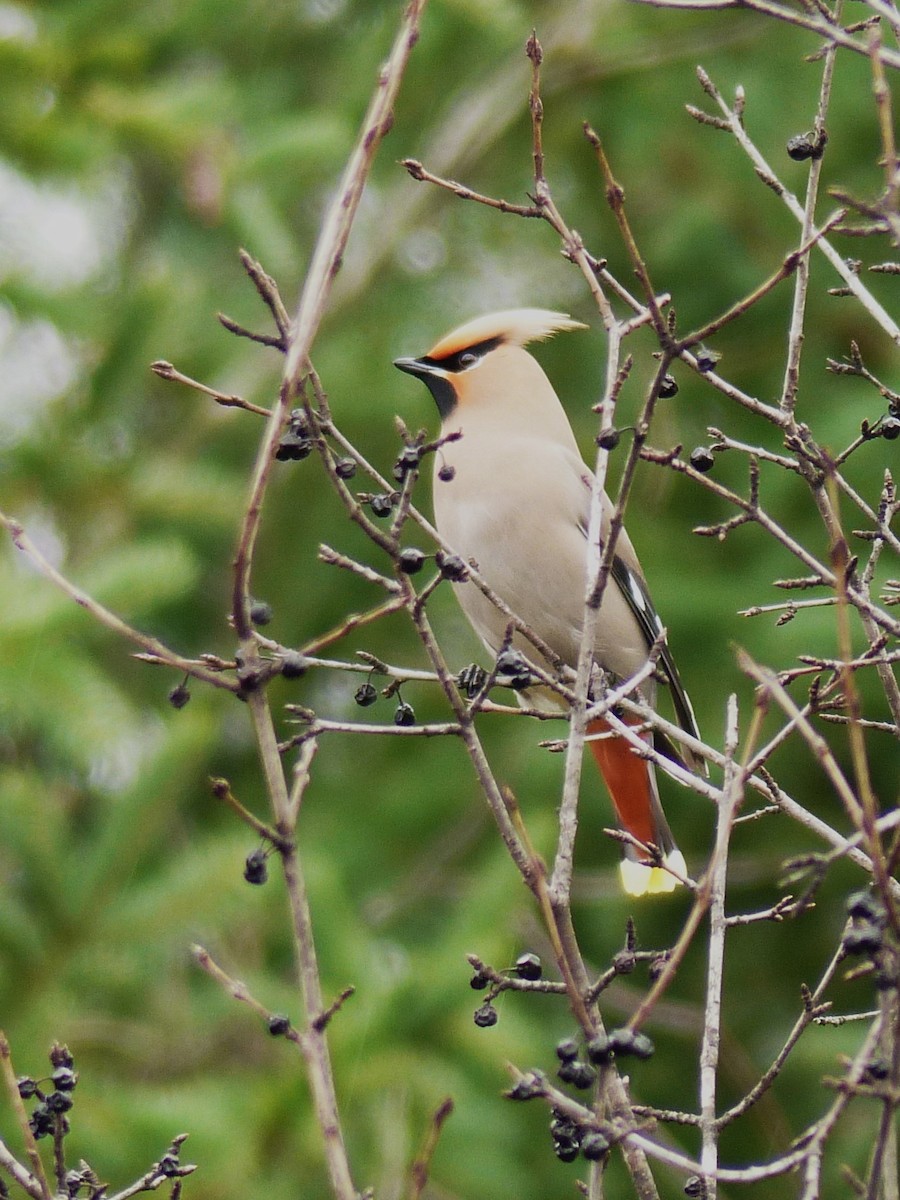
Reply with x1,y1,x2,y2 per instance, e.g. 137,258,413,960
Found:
393,357,456,418
393,356,433,379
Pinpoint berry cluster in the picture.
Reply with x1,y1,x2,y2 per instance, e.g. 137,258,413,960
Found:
550,1027,654,1098
550,1031,655,1163
16,1044,77,1142
503,1072,614,1163
353,677,418,727
843,890,896,989
275,408,313,461
549,1109,611,1163
469,953,544,1027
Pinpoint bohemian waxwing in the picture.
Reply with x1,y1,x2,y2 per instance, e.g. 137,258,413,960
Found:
394,309,703,896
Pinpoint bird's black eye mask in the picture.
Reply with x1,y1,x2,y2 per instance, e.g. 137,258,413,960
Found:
395,337,503,420
421,336,502,374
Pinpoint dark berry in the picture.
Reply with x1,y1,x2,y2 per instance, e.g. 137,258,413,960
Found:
51,1067,77,1092
557,1060,596,1089
787,130,826,161
596,428,620,451
250,601,273,627
50,1046,74,1070
29,1104,54,1139
334,457,357,480
236,663,262,697
469,971,489,991
684,1176,707,1198
496,649,532,690
514,952,542,981
393,446,421,480
550,1111,579,1141
553,1138,579,1163
786,133,816,161
586,1034,613,1064
608,1028,638,1056
506,1072,543,1100
659,373,679,398
275,433,313,461
690,446,715,473
394,701,416,727
865,1056,890,1081
244,849,268,885
496,650,524,673
581,1131,610,1161
437,464,455,482
157,1154,181,1178
631,1032,656,1060
569,1063,597,1090
370,493,394,517
695,347,720,373
354,682,378,707
881,416,900,440
280,652,308,679
17,1076,38,1099
398,547,427,574
168,683,191,709
473,1003,498,1028
436,551,468,582
846,890,885,924
46,1090,73,1114
606,1027,655,1060
844,923,883,956
556,1038,579,1062
267,1014,291,1037
457,663,487,698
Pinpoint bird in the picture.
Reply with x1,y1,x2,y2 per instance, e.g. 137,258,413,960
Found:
394,308,704,896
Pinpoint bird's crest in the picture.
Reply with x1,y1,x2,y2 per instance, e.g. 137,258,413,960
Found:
427,309,587,360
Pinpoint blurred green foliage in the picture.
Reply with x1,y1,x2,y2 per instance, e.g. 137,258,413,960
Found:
0,0,896,1197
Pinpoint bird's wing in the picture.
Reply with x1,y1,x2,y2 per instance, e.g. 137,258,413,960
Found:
574,463,705,771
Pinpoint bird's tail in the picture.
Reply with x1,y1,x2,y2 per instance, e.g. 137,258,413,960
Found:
586,717,685,897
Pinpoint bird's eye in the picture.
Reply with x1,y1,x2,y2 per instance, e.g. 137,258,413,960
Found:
459,352,478,368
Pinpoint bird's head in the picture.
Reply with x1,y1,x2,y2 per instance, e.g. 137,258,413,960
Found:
394,309,587,420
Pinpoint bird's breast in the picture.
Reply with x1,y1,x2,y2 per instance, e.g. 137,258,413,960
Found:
431,433,648,680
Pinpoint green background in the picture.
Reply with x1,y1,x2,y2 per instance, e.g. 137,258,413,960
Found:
0,0,896,1196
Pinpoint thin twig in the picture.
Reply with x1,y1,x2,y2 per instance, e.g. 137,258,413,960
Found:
699,696,742,1197
0,1035,51,1200
0,512,239,693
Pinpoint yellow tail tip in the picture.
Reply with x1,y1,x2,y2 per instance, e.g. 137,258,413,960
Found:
619,850,687,897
